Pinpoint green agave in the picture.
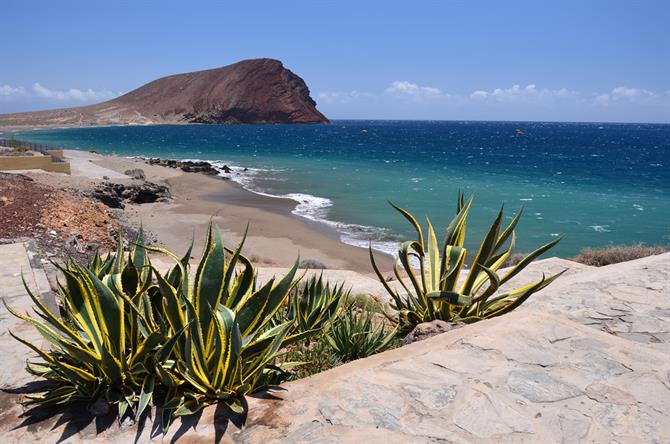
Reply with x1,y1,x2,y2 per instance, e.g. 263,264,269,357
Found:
325,308,397,362
279,274,349,337
4,230,175,420
5,223,303,424
370,193,564,332
146,224,301,416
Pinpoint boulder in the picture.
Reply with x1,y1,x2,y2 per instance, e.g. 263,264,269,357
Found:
124,168,146,180
401,320,465,345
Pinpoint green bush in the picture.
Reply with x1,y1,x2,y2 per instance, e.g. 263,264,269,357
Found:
370,193,564,333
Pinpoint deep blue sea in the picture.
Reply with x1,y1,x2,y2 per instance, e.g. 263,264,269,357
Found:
12,120,670,257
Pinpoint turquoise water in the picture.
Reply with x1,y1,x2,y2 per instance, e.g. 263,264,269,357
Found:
13,121,670,257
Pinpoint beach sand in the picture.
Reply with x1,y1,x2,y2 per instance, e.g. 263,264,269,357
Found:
22,150,393,273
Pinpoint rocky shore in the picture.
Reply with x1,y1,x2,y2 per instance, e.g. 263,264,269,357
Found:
1,149,386,270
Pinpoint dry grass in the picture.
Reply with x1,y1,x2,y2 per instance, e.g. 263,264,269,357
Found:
570,243,669,267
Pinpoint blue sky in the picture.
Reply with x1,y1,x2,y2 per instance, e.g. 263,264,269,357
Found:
1,0,669,123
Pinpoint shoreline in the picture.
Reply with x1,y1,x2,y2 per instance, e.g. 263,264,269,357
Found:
18,148,395,273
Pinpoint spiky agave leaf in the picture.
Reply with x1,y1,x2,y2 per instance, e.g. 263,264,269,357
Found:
370,194,563,332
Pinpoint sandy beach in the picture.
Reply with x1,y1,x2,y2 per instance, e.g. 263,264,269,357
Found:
19,149,393,273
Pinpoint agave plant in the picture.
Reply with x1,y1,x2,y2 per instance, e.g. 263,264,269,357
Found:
3,230,177,420
276,274,349,338
370,193,564,332
147,224,302,416
325,308,397,362
5,223,304,425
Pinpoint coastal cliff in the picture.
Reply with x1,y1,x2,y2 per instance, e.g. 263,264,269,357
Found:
0,59,328,127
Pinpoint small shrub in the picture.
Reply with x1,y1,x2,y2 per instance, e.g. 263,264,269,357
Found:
276,339,342,380
326,309,397,362
370,193,563,333
571,243,668,267
342,293,388,315
299,258,327,269
124,168,146,180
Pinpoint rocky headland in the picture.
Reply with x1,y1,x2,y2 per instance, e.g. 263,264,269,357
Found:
0,59,328,128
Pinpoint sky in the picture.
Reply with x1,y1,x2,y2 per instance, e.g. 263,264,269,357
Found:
1,0,669,123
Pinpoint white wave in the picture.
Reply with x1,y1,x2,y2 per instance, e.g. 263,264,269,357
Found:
589,225,611,233
191,158,401,257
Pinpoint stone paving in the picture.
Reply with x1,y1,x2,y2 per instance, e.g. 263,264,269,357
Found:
524,253,670,351
0,244,668,443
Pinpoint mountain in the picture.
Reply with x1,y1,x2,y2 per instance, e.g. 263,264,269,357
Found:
0,59,328,127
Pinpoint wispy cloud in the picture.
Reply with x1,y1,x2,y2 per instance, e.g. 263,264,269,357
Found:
470,90,489,99
32,83,117,101
317,90,373,104
386,80,444,98
0,84,27,98
470,84,576,101
594,86,657,105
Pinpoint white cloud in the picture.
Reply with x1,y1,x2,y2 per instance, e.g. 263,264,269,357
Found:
593,86,658,106
0,84,26,97
611,86,655,99
386,80,443,98
317,90,373,104
32,83,117,101
472,84,576,102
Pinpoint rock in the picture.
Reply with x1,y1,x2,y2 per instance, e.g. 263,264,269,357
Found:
0,58,328,126
124,168,146,180
570,351,631,380
401,320,465,345
507,369,583,402
557,410,591,444
585,383,637,405
88,182,171,208
221,165,232,174
146,158,219,175
452,389,534,438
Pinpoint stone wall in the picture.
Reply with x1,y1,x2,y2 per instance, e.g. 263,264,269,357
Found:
0,151,70,174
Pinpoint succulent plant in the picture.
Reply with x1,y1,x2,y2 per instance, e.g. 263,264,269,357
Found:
5,223,302,425
277,274,348,338
325,308,397,362
370,193,564,332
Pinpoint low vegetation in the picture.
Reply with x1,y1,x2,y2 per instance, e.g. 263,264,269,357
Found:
325,308,398,362
370,193,563,333
6,192,568,425
571,243,668,267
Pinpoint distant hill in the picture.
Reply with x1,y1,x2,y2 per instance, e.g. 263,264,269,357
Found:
0,59,328,127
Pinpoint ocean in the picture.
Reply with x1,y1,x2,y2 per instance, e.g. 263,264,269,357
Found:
13,120,670,257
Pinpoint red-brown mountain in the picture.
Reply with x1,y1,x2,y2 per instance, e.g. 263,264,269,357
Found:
0,59,328,127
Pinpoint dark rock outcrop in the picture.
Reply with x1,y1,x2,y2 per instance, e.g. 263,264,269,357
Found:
0,59,328,127
147,158,220,175
89,182,171,208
